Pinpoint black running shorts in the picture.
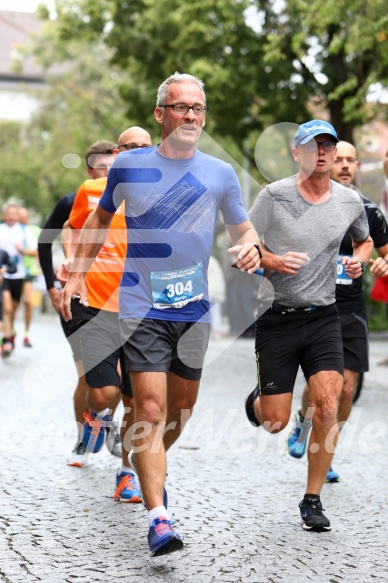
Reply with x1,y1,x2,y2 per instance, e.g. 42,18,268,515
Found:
80,306,132,396
120,318,211,381
60,297,88,362
2,278,24,303
340,310,369,373
255,303,343,395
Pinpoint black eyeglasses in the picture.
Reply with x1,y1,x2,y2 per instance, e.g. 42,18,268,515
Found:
300,140,337,152
161,103,209,115
118,143,151,151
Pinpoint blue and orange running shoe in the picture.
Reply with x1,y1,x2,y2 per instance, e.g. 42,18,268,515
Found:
148,516,183,557
113,469,142,503
82,410,111,453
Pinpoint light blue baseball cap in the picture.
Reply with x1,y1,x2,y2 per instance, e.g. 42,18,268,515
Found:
294,119,339,147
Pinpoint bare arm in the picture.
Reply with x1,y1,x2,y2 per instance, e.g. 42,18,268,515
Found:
15,245,38,257
341,235,374,279
56,220,82,287
260,249,310,275
369,242,388,277
59,205,114,320
61,219,79,259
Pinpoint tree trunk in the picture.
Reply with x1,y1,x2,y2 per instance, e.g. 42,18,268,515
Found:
329,100,356,144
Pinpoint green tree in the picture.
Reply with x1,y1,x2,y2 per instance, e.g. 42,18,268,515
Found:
3,0,386,217
45,0,311,165
0,15,135,218
262,0,388,141
46,0,387,151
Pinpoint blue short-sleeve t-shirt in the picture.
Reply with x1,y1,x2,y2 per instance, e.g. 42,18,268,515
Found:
99,146,247,322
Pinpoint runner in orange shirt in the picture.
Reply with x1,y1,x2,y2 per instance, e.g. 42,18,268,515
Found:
63,126,152,502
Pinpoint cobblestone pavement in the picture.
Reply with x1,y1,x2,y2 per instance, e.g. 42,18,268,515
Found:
1,313,388,583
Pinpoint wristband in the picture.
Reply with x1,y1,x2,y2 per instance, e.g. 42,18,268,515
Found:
254,244,263,259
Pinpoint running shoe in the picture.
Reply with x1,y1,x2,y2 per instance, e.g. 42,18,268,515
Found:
244,385,261,427
1,338,13,358
325,465,340,483
287,411,312,459
23,337,32,348
82,410,111,453
67,441,88,468
129,450,168,509
299,496,331,532
113,469,142,503
148,516,183,557
106,421,122,457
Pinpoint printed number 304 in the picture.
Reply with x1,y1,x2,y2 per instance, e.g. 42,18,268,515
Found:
166,280,193,297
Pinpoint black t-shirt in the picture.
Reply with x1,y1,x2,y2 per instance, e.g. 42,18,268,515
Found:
336,193,388,312
37,193,76,290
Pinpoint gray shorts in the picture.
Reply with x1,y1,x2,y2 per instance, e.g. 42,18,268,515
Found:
120,318,210,381
80,306,132,396
60,298,88,362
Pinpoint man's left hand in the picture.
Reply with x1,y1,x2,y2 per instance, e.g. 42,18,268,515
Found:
342,256,364,279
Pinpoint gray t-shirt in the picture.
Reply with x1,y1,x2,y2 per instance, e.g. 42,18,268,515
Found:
248,175,369,307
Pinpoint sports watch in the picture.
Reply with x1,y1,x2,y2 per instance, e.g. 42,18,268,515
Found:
359,260,366,273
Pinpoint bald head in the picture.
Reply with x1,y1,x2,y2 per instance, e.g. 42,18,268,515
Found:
117,126,152,152
330,141,359,186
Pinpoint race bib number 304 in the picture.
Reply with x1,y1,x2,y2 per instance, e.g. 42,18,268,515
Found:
151,263,204,309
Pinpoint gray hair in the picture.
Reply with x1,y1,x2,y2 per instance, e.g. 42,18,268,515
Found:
156,72,206,107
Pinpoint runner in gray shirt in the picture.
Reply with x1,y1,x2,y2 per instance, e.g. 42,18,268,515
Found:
245,119,373,532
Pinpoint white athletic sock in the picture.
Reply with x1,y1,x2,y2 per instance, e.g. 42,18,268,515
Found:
120,464,134,475
148,506,169,526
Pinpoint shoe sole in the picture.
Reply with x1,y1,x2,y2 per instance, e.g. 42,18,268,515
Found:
116,495,142,503
150,537,184,557
301,520,331,532
67,460,86,468
245,387,261,427
302,520,331,532
325,476,340,483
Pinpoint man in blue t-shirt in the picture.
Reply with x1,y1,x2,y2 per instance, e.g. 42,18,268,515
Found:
60,72,261,557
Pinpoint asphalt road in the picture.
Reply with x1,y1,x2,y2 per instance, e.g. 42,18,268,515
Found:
1,312,388,582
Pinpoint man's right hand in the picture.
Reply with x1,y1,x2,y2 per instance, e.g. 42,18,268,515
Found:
278,252,310,275
59,274,89,321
